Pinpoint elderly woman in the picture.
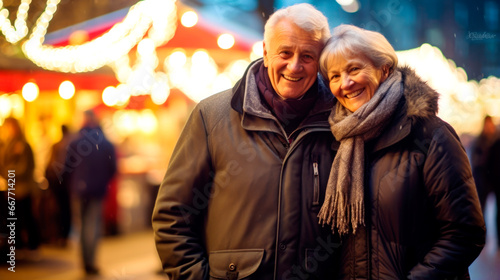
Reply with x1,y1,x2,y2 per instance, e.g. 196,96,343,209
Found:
317,24,485,279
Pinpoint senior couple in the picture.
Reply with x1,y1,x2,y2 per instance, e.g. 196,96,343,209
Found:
152,3,485,280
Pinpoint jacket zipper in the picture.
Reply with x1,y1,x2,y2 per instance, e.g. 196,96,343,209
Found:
312,161,320,206
273,127,330,279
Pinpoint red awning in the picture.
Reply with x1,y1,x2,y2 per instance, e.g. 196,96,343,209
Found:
0,70,119,92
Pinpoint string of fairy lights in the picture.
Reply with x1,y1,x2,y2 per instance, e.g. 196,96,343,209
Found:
0,0,33,44
22,0,177,73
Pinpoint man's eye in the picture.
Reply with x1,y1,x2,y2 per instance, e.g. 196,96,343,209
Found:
280,51,291,58
303,55,314,62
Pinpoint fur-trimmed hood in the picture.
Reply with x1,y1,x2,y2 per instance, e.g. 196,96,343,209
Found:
368,65,441,153
400,65,439,120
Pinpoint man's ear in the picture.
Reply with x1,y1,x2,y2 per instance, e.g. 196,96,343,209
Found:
263,41,269,67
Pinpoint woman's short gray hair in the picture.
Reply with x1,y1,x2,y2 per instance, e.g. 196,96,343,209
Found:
319,24,398,80
264,3,330,47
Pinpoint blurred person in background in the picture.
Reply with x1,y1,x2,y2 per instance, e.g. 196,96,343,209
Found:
318,24,485,279
152,3,341,280
0,117,41,256
484,118,500,250
62,110,117,275
45,124,73,246
471,116,498,212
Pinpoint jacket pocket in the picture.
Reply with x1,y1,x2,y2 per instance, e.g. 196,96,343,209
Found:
209,249,264,279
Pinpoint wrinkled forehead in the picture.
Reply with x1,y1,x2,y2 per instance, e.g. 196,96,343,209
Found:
268,19,323,47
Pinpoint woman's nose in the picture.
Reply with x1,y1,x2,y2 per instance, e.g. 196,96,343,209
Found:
340,75,353,90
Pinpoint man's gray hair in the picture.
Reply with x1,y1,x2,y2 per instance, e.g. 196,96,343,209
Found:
264,3,330,47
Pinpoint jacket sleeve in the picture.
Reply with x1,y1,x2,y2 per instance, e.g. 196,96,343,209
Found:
409,121,486,280
152,104,213,280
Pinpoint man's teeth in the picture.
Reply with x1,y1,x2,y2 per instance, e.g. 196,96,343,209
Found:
345,89,363,99
283,75,301,82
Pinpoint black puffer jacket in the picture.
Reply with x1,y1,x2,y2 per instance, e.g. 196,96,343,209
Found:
152,59,341,280
338,67,486,280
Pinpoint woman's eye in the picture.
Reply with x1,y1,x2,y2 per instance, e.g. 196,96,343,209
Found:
330,74,340,81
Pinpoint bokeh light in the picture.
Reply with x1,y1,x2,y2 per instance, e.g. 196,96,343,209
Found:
59,80,75,100
181,11,198,28
217,33,235,49
22,82,39,102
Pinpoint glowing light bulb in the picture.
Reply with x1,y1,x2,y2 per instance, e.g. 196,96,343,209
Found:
166,50,187,68
181,11,198,28
217,33,235,49
59,80,75,99
22,82,39,102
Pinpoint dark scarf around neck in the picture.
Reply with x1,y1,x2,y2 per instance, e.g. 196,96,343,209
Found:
256,63,318,135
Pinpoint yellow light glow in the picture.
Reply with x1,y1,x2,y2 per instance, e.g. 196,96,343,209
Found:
102,86,118,106
252,41,263,57
22,82,39,102
191,50,209,65
217,33,235,50
166,50,187,68
9,94,24,119
138,109,158,134
113,110,138,137
151,79,170,105
181,11,198,28
137,38,155,57
212,74,233,93
0,0,31,43
115,84,131,106
59,80,75,99
227,60,250,81
0,94,11,118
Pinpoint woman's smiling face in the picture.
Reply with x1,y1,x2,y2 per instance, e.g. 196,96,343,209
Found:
327,54,388,112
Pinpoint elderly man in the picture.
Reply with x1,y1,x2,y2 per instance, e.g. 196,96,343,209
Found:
152,3,339,279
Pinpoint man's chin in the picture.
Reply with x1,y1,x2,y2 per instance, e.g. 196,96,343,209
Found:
277,89,306,100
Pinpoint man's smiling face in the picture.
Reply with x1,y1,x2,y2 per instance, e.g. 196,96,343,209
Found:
263,19,323,99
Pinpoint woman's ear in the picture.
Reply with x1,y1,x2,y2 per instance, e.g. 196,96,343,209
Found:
380,65,390,82
383,65,391,79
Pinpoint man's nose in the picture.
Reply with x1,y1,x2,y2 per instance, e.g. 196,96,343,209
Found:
288,56,302,72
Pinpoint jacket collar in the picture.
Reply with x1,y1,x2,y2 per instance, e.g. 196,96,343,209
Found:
370,65,440,153
230,58,335,134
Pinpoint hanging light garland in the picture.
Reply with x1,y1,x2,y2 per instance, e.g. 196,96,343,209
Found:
21,0,177,73
0,0,32,44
